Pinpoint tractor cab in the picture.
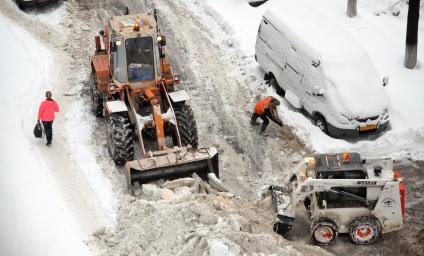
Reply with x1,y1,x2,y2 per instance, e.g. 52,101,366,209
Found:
102,13,168,89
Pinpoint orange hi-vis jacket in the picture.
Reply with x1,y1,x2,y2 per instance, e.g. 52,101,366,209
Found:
254,96,272,115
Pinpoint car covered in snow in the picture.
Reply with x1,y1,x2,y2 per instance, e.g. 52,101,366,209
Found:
15,0,58,9
255,1,390,138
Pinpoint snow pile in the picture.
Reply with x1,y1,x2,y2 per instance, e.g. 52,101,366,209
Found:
207,0,424,160
64,101,117,223
0,14,90,256
92,179,327,256
30,2,67,30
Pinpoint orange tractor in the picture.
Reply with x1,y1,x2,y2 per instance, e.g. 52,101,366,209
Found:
90,10,219,192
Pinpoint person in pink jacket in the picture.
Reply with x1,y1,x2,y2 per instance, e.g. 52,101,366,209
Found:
38,91,59,146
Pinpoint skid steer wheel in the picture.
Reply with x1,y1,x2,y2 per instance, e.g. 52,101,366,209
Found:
314,114,328,134
270,77,285,96
173,104,199,148
310,218,338,245
349,216,381,245
106,114,134,165
89,72,104,117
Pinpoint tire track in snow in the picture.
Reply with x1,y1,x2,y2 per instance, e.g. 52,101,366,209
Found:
149,0,308,199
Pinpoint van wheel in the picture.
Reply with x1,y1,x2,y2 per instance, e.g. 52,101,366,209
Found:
349,216,381,245
314,115,328,134
270,77,285,96
16,0,25,9
310,218,338,245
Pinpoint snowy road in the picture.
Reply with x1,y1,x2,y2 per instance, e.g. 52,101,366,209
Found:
141,0,308,200
1,0,423,255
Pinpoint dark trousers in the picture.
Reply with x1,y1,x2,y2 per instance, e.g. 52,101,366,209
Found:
42,121,53,144
251,113,269,132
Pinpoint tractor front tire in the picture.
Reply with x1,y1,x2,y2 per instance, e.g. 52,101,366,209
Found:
349,216,381,245
173,105,199,148
310,217,338,245
90,72,104,117
106,114,134,165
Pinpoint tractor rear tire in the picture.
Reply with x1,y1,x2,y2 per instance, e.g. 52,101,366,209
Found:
349,216,381,245
173,105,198,148
310,217,338,245
90,72,104,117
106,114,134,165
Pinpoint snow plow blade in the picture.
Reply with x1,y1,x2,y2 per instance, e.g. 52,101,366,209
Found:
125,147,219,193
270,185,295,235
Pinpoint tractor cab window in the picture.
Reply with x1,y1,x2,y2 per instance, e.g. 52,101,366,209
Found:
125,37,155,82
112,44,127,83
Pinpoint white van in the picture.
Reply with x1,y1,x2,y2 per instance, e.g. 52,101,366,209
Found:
255,1,390,138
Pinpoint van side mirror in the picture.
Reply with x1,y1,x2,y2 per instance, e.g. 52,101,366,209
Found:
383,77,389,87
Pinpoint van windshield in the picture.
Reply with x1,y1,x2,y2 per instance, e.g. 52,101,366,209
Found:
125,37,155,81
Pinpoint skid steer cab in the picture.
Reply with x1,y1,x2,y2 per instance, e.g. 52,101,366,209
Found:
270,153,405,245
89,10,219,193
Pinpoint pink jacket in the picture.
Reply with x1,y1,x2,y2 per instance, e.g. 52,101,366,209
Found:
38,99,59,121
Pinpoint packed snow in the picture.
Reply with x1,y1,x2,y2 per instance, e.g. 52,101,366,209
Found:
208,0,424,160
1,0,423,255
0,14,90,256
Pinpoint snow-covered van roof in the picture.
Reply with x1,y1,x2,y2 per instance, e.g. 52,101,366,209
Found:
264,0,388,118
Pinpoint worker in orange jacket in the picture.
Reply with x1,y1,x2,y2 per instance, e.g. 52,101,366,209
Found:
38,91,60,146
251,96,282,136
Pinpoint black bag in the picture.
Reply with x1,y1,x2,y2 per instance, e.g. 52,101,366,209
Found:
33,122,43,138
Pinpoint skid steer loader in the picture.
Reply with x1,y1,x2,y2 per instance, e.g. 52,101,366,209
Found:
90,9,219,193
270,152,405,245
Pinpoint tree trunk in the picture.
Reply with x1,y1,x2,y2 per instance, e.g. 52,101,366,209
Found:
347,0,357,17
404,0,420,69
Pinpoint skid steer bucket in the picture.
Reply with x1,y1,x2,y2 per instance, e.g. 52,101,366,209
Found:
270,185,295,235
125,147,219,193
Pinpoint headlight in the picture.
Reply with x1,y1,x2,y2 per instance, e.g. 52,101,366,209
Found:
382,108,389,120
115,40,122,46
339,114,353,125
109,84,116,91
173,74,180,82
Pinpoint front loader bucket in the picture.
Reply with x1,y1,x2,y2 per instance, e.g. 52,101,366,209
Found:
125,147,219,193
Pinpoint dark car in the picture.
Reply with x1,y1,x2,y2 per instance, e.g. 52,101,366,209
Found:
15,0,59,9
